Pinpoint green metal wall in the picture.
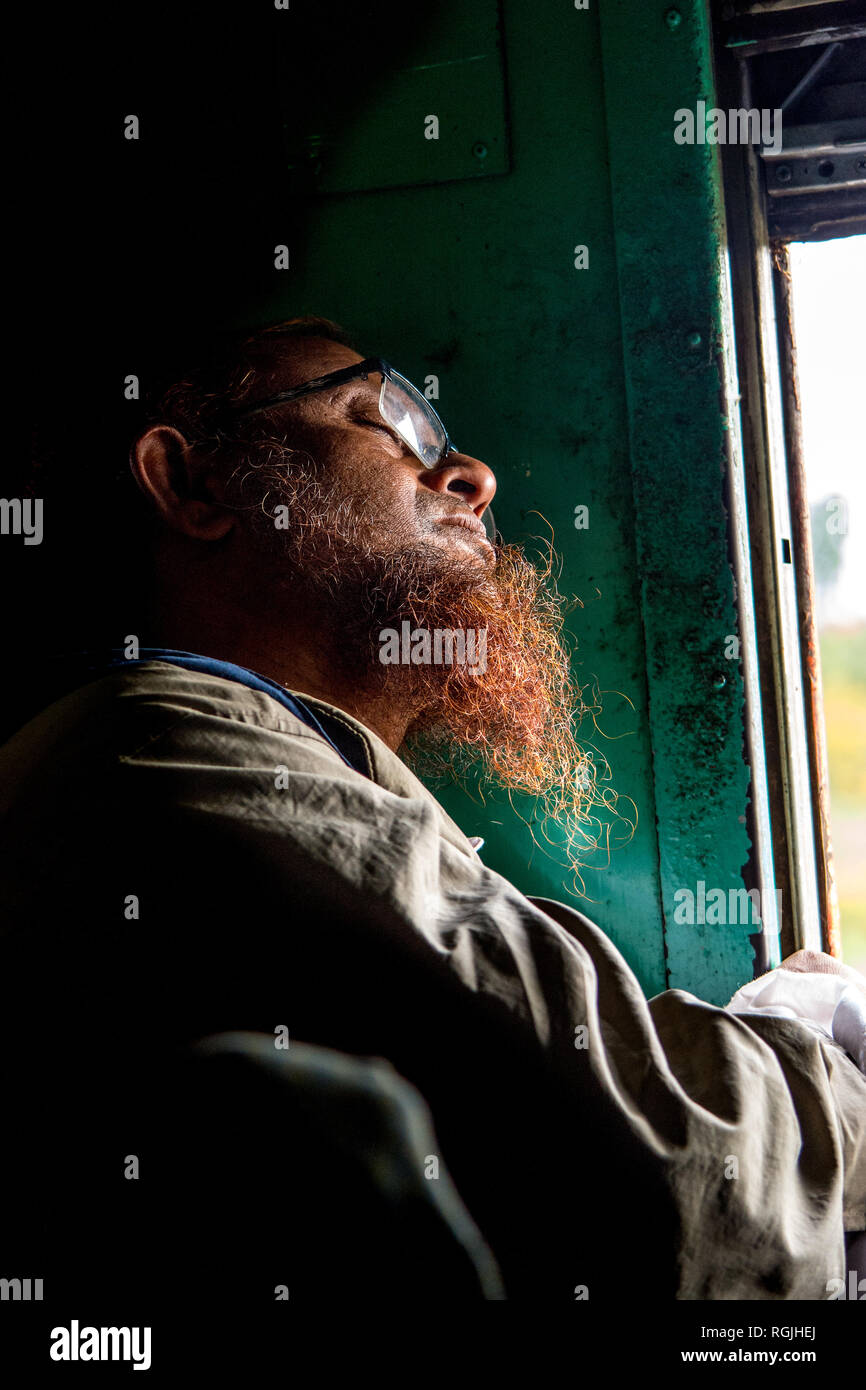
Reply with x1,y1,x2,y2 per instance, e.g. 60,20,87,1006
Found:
244,0,770,1004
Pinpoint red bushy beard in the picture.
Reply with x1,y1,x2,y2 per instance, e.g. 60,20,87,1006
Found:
229,442,625,878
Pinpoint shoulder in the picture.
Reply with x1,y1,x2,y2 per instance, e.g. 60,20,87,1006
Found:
1,660,353,798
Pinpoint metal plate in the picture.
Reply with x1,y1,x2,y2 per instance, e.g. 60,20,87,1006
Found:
281,1,509,194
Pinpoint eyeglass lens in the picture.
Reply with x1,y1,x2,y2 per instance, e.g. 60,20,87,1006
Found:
377,370,497,543
379,372,445,469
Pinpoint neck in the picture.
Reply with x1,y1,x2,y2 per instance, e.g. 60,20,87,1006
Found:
145,586,414,752
238,633,414,751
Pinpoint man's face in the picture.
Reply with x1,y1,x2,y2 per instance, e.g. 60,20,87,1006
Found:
171,330,598,870
235,337,497,566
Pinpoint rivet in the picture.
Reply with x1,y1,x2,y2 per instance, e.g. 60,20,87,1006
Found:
665,8,682,30
714,674,727,690
687,331,702,349
776,164,793,183
472,141,488,160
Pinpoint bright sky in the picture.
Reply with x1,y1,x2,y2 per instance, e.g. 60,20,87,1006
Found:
788,235,866,625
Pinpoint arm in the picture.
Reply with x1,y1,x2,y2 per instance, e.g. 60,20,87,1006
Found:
5,660,864,1299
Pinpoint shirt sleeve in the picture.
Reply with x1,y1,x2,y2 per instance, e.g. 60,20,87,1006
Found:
4,661,865,1301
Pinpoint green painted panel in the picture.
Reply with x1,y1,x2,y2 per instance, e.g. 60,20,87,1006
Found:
280,2,510,192
250,0,771,1004
597,0,761,1002
259,0,667,998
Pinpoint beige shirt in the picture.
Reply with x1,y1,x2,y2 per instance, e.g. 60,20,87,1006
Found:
2,660,865,1299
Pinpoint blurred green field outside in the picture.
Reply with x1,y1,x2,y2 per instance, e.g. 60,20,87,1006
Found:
819,625,866,975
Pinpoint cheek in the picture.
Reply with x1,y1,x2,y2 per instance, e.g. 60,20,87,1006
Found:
314,425,422,536
364,460,422,533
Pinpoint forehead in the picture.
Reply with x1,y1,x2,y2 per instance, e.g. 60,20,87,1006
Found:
245,336,365,398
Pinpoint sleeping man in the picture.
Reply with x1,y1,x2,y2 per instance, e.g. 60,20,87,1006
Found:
2,316,864,1303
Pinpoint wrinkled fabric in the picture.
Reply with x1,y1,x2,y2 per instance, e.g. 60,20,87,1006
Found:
2,660,865,1300
727,968,866,1074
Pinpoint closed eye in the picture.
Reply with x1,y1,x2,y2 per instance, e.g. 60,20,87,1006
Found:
356,416,400,443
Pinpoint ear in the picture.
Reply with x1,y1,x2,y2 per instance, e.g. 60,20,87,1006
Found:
130,425,235,541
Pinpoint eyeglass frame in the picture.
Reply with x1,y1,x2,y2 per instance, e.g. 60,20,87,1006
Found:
226,356,459,471
205,354,498,544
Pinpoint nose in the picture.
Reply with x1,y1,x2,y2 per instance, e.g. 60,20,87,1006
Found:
419,450,497,522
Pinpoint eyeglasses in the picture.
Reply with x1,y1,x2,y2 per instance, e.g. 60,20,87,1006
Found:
229,355,497,541
233,357,457,467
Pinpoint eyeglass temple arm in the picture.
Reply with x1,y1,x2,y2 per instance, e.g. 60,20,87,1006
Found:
234,358,388,419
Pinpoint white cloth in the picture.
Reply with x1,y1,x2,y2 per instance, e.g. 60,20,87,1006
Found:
4,660,866,1294
726,969,866,1075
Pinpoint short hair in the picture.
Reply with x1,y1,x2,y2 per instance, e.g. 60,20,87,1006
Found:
21,316,360,662
136,315,360,447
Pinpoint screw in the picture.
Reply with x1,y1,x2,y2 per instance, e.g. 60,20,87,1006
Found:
776,164,793,183
857,158,866,173
687,331,702,349
714,674,727,690
472,141,488,160
665,8,682,30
